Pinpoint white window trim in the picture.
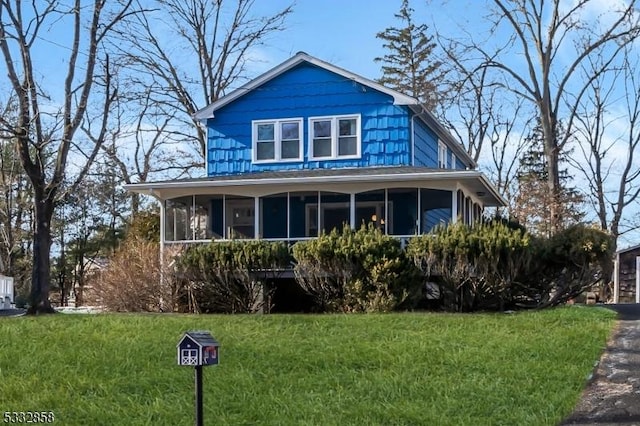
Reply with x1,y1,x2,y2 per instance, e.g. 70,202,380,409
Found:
450,150,456,170
308,114,361,160
438,140,448,169
252,117,303,164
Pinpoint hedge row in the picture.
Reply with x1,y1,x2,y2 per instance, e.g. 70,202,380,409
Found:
174,222,612,313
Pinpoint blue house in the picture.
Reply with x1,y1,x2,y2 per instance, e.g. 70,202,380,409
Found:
125,52,505,246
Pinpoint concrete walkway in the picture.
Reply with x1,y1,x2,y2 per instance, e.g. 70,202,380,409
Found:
562,304,640,425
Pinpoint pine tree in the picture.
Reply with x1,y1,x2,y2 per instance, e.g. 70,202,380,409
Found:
375,0,442,110
513,120,584,237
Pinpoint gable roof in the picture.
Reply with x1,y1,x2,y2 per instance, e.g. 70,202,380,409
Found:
193,51,419,121
193,51,476,168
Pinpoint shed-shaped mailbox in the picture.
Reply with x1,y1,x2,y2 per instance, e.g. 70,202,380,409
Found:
177,331,220,366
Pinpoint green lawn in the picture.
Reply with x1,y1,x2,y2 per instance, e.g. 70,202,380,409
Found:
0,307,616,425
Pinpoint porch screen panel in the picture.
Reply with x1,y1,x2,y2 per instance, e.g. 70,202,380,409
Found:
289,191,318,238
388,188,418,236
261,193,288,239
320,192,350,234
225,195,255,239
355,190,388,233
165,197,191,241
474,203,483,223
191,195,223,240
420,189,452,233
465,196,472,224
456,190,465,222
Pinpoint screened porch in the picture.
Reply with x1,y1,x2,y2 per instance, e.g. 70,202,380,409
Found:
163,187,483,244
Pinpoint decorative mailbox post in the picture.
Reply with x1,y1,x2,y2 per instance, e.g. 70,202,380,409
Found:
177,331,220,426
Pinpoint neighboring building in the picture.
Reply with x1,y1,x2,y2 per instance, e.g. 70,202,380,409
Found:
125,52,505,248
0,275,14,309
614,245,640,303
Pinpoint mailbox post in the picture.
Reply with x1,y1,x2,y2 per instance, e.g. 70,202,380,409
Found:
177,331,220,426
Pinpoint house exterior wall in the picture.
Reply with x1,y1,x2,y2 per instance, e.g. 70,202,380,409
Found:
206,63,412,176
412,119,439,168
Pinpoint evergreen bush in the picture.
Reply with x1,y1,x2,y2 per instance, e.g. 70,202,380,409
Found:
292,224,422,312
407,221,532,311
176,240,291,313
522,224,613,308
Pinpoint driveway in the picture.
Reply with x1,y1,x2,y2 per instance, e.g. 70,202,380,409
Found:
0,308,25,317
562,304,640,425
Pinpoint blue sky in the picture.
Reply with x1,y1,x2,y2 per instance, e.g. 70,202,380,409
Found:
248,0,479,81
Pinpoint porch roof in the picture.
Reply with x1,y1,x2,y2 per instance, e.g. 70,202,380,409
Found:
124,166,507,206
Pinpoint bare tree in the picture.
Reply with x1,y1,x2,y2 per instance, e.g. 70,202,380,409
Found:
435,36,532,211
0,94,33,291
474,0,640,233
95,87,203,214
572,47,640,250
116,0,293,158
0,0,136,313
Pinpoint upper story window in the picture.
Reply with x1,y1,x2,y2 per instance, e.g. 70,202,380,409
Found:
438,141,448,168
450,151,456,169
309,114,361,160
252,118,303,163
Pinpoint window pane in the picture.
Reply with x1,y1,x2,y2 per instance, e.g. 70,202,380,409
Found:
339,118,356,136
281,122,299,140
338,136,357,156
257,123,274,141
281,139,299,159
313,120,331,138
257,141,274,160
313,138,331,157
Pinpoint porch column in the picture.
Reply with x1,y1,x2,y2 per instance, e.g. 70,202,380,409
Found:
191,195,196,240
222,195,227,239
317,191,321,235
159,199,166,308
286,192,291,240
350,193,356,229
160,199,166,245
416,188,421,235
254,197,260,239
384,189,389,235
451,190,458,224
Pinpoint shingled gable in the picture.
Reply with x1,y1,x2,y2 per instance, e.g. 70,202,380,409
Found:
193,52,475,168
194,51,418,120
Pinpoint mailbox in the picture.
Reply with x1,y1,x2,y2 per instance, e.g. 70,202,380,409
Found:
177,330,220,366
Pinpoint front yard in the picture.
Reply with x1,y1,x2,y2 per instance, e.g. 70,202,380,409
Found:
0,307,615,425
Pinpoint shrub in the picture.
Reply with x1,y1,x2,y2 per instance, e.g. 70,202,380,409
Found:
407,221,532,311
522,224,613,308
91,237,176,312
176,240,291,313
127,210,160,242
292,224,422,312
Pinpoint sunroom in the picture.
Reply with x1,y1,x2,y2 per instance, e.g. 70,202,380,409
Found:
125,167,506,246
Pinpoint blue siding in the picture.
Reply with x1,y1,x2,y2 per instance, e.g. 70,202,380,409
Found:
207,63,412,176
456,157,467,170
412,117,439,168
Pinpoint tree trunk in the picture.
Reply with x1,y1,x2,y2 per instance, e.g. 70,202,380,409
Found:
27,197,55,314
546,144,561,235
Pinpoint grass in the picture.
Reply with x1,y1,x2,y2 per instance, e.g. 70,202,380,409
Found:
0,306,616,425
